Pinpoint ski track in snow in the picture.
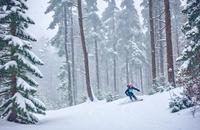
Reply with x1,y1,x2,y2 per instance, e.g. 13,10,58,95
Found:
0,88,200,130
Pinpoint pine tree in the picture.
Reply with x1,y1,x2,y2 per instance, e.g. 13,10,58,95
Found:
163,0,175,86
156,0,165,77
170,0,184,57
140,0,153,91
45,0,74,106
69,6,77,105
148,0,156,83
57,64,69,107
117,0,146,84
0,0,45,124
177,0,200,102
102,0,119,97
0,6,7,90
77,0,94,101
84,0,102,99
45,0,65,56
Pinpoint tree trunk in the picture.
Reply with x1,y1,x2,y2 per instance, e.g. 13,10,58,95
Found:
70,7,76,105
130,63,133,83
173,12,180,57
154,3,160,76
106,59,109,88
139,67,144,94
77,0,94,101
158,0,164,76
173,1,180,57
64,5,73,106
94,27,100,97
164,0,175,86
148,0,156,82
7,75,17,122
126,54,129,83
112,9,117,96
7,23,17,122
113,44,117,95
175,22,180,57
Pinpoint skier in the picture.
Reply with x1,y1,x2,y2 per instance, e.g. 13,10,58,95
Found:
125,82,140,101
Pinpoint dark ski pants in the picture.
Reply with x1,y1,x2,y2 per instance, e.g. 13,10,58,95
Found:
125,92,137,101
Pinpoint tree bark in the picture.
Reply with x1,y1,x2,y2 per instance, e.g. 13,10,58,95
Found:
130,63,133,83
164,0,175,86
175,22,180,57
7,74,17,122
148,0,156,82
158,0,164,76
126,54,129,83
77,0,94,101
173,3,180,57
95,39,100,94
106,59,109,88
7,22,17,122
139,67,144,94
70,7,76,105
113,44,117,95
112,8,117,96
63,5,73,106
94,27,100,97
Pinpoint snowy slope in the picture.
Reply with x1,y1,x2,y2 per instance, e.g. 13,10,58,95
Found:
0,88,199,130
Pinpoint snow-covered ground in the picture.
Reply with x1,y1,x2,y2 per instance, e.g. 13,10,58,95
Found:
0,88,199,130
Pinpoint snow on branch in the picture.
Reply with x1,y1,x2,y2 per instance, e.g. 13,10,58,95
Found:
12,92,37,113
3,35,32,49
15,53,43,78
28,95,46,114
1,60,17,70
17,77,37,92
16,28,36,41
24,49,44,65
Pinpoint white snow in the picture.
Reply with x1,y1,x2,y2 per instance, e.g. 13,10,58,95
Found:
24,48,44,65
180,59,190,70
0,13,9,20
186,26,199,37
0,88,199,130
17,77,37,92
13,92,36,111
195,15,200,24
2,61,17,70
15,53,43,78
28,95,46,109
3,35,31,49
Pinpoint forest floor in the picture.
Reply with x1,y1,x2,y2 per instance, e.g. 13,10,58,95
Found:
0,88,200,130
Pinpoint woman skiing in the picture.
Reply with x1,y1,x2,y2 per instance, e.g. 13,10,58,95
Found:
125,82,140,101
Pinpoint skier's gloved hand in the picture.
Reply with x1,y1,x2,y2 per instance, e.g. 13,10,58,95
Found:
134,88,140,92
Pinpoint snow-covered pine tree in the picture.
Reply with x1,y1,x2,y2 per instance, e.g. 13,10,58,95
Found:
57,64,69,107
140,0,153,92
77,0,94,101
84,0,103,99
170,0,184,58
177,0,200,102
0,0,45,124
45,0,66,56
0,5,10,102
163,0,176,87
45,0,75,106
101,0,119,98
0,6,5,66
117,0,146,85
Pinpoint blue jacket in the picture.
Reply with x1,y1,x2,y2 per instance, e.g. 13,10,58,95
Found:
125,86,140,95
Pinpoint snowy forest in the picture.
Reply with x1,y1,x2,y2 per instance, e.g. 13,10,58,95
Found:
0,0,200,129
